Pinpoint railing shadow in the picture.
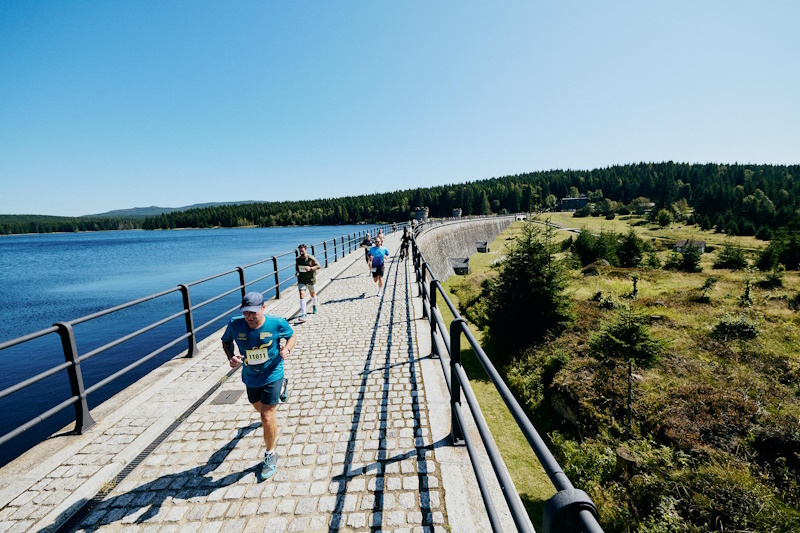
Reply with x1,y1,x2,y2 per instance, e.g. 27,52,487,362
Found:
328,256,432,530
62,423,260,530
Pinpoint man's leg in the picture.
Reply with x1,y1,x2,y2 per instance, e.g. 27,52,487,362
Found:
310,290,317,313
299,289,307,316
259,403,278,451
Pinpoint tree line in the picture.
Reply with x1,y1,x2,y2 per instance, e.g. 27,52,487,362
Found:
3,162,798,237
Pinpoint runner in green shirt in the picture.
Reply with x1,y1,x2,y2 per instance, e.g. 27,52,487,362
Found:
295,244,320,322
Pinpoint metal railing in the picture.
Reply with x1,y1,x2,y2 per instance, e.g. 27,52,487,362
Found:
0,223,399,452
411,222,603,533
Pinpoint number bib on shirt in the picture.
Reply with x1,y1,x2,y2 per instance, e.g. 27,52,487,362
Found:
245,347,270,365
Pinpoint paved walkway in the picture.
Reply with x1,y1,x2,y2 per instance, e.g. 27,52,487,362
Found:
0,231,519,533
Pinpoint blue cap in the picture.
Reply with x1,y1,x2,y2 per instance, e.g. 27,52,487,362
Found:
240,292,264,313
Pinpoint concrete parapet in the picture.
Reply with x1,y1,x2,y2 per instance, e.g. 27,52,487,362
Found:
416,217,514,281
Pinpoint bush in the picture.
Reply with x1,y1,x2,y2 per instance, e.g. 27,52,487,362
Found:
757,263,785,289
713,242,747,270
617,230,645,268
710,313,759,341
483,222,574,362
549,432,616,487
758,230,800,271
664,248,701,273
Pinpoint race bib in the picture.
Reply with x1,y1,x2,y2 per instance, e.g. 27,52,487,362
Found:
245,348,270,365
371,267,377,273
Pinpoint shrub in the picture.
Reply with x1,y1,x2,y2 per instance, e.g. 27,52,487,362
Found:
789,292,800,311
664,241,702,273
757,263,785,289
617,229,645,268
483,222,573,362
713,242,747,270
757,230,800,270
710,313,759,341
645,251,662,269
548,432,616,487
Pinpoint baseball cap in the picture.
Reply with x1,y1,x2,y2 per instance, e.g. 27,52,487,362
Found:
240,292,264,313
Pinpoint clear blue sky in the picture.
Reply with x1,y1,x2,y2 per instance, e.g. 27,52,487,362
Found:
1,1,798,217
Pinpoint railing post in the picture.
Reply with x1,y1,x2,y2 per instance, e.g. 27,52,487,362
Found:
55,322,96,434
178,284,199,358
311,244,315,258
449,318,466,445
334,238,338,262
236,267,246,298
272,256,280,299
430,280,438,357
348,234,352,253
323,241,328,267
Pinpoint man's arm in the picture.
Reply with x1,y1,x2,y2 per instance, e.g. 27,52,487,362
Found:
222,340,243,368
280,334,297,358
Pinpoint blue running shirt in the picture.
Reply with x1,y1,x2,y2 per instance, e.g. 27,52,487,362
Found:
221,315,294,388
369,246,389,267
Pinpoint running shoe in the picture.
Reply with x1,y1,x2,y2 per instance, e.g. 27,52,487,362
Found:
279,378,289,403
297,314,306,323
312,305,317,314
259,452,278,481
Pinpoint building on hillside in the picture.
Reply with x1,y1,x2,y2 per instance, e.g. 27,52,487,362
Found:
558,194,589,212
674,240,706,253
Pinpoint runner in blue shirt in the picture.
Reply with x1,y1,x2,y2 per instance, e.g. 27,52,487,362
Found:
368,236,390,297
222,292,296,481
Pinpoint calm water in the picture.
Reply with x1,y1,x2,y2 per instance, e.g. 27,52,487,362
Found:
0,225,374,466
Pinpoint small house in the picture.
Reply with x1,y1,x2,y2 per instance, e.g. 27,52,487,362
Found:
476,241,489,253
674,240,706,253
451,258,470,275
558,194,589,212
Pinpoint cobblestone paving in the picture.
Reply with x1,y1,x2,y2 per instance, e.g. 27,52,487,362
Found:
54,237,448,532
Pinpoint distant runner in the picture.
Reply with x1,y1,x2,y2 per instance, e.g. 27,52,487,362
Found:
222,292,296,481
295,244,320,322
360,233,373,275
368,236,390,297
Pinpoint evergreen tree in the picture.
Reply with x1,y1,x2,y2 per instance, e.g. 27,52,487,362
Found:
483,223,573,362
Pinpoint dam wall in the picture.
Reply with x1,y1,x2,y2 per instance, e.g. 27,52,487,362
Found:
415,216,514,281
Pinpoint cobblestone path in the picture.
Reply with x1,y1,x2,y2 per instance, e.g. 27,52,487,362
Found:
70,245,447,532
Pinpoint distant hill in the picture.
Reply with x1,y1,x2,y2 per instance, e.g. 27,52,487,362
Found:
83,201,259,218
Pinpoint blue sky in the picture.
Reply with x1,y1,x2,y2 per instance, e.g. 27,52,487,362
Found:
1,1,798,217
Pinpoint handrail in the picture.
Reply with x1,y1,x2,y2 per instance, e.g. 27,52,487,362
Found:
410,221,603,533
0,223,397,453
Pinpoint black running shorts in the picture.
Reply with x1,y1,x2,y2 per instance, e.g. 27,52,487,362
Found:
246,378,282,406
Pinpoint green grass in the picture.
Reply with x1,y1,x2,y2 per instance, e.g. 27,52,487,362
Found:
436,221,555,525
433,218,800,530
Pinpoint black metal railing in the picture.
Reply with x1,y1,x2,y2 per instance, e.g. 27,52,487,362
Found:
411,221,603,533
0,223,399,453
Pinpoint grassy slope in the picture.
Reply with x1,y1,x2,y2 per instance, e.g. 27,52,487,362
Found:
435,222,556,525
436,214,800,529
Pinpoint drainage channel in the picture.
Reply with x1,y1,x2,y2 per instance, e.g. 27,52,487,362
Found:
54,365,238,533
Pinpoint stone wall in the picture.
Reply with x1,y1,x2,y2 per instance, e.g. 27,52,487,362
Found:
415,216,514,281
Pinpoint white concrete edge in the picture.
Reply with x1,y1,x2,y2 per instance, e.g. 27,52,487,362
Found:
31,360,234,532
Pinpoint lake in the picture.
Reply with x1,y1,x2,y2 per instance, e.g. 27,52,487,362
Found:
0,224,377,466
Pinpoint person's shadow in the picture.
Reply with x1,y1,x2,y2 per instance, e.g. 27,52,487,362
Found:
75,422,261,528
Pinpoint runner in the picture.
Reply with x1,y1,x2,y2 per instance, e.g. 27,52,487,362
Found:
360,233,373,275
295,244,320,322
368,235,390,297
221,292,296,481
400,226,411,260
